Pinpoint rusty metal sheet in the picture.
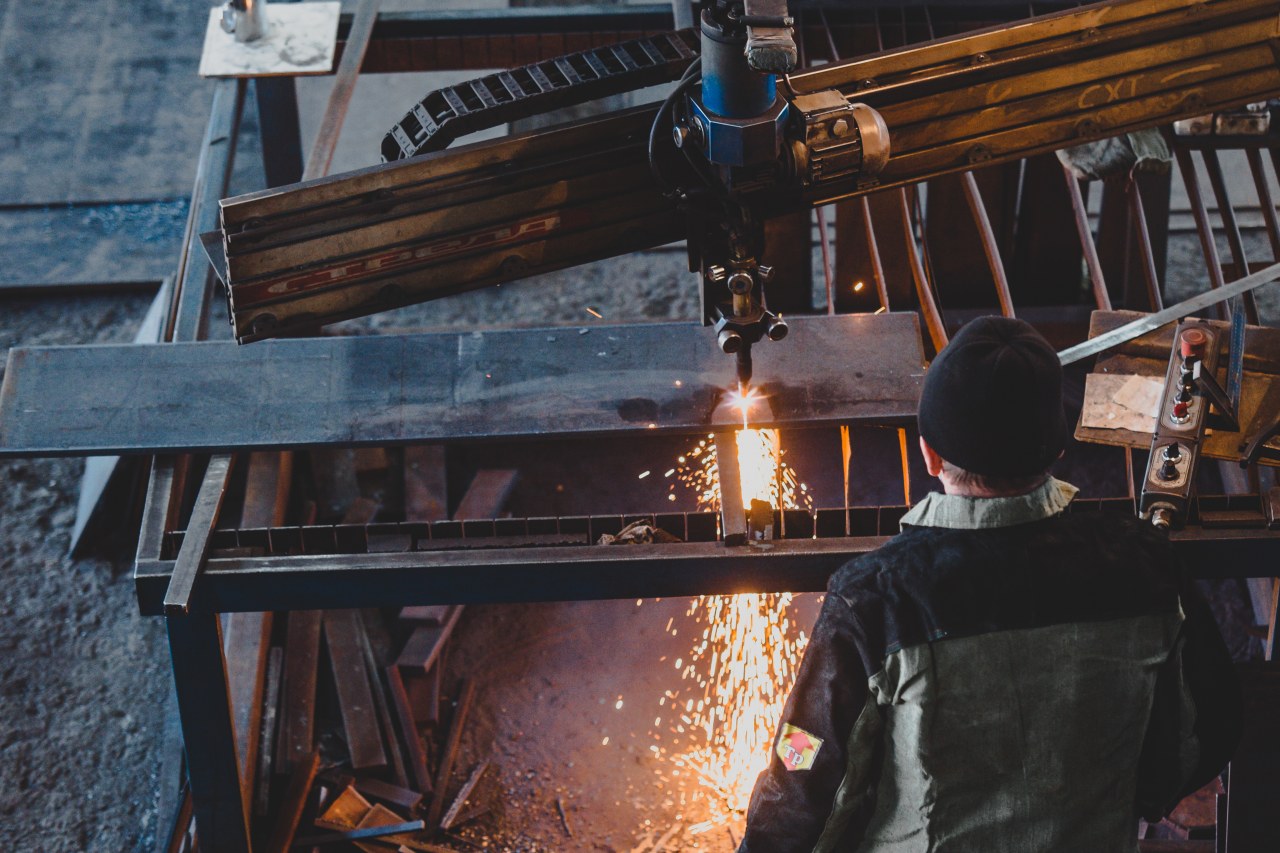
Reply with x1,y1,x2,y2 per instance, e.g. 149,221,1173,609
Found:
0,313,924,458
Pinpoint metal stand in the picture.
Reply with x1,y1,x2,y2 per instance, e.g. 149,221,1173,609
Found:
167,612,252,852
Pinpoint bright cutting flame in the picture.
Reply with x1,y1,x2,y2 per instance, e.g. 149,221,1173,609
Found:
727,385,758,429
655,429,812,820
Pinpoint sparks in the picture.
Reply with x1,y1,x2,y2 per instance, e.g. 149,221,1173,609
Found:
657,428,813,819
586,306,603,318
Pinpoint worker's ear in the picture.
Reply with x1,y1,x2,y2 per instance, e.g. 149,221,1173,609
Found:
918,436,945,478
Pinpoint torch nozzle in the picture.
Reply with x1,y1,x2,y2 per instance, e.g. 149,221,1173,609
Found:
735,346,753,392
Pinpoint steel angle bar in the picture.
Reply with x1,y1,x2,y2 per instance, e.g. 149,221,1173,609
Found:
174,79,246,344
134,538,875,615
1058,260,1280,366
0,314,925,458
164,455,236,616
309,0,381,182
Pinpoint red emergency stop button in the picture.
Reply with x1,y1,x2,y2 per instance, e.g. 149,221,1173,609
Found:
1180,327,1209,360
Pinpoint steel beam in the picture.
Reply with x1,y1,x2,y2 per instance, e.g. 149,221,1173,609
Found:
0,314,925,458
134,524,1280,617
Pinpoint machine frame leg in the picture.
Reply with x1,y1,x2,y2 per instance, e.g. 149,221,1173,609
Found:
167,611,252,853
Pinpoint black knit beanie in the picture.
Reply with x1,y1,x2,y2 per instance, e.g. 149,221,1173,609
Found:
917,317,1066,478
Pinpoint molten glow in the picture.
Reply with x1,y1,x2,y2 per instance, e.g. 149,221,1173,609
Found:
657,427,812,819
672,430,811,517
736,428,781,510
727,386,758,429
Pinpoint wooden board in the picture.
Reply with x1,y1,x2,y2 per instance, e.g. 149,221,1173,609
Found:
0,314,925,458
1075,310,1280,465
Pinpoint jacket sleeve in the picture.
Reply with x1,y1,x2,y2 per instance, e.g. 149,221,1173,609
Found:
738,590,881,853
1136,576,1243,820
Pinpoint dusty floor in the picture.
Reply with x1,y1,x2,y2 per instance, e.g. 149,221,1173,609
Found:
0,294,166,852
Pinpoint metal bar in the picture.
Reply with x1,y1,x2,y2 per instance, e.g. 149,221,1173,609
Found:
323,610,386,770
294,821,426,847
1,315,925,458
1228,304,1247,419
167,612,252,853
1203,148,1262,323
1127,177,1164,311
358,4,673,40
816,207,835,314
223,610,272,816
898,188,948,353
898,427,912,506
1266,577,1278,661
1245,148,1280,258
961,171,1015,318
1175,148,1229,321
173,78,245,344
256,79,304,188
306,0,380,182
818,6,840,62
133,525,1280,616
1058,260,1280,365
908,185,942,314
861,197,891,311
714,431,747,544
1061,167,1111,310
164,455,235,616
278,611,323,772
670,0,694,30
134,76,248,569
145,55,249,853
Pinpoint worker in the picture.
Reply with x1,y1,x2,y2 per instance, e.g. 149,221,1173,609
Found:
738,317,1241,852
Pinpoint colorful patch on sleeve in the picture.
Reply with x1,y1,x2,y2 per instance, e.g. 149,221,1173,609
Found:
776,723,823,771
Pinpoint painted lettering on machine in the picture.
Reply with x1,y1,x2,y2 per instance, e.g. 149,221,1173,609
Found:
777,723,824,771
235,213,563,307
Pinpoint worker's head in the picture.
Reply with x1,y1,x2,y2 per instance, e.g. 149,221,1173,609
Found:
917,316,1066,497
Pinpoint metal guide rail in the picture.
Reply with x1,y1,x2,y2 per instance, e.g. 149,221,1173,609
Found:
382,29,699,160
157,492,1280,561
135,494,1280,616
